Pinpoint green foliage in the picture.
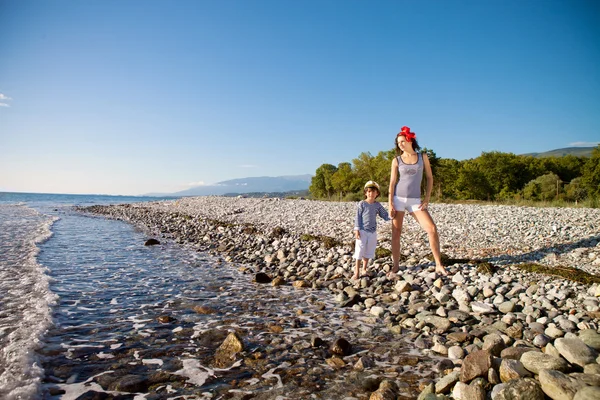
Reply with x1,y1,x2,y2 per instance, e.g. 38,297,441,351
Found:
271,226,287,238
517,263,600,284
374,247,392,259
309,164,337,198
581,145,600,198
563,177,587,202
523,173,561,201
300,233,342,249
331,162,356,198
455,160,493,200
310,143,596,205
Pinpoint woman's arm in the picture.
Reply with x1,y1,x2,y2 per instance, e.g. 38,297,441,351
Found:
388,157,398,215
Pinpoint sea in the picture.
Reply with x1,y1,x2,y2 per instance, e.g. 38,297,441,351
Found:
0,192,181,399
1,192,415,400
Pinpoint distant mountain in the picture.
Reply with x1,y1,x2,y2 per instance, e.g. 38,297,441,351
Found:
522,147,595,158
156,174,313,197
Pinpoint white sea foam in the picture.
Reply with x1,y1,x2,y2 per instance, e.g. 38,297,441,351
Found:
0,205,59,399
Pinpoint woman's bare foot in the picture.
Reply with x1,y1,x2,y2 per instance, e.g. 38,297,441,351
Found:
435,265,448,276
360,267,368,276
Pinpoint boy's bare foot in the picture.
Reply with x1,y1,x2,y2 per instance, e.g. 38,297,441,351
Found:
351,274,360,281
435,265,448,276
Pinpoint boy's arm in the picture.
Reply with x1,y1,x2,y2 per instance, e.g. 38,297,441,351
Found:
354,202,363,235
378,202,391,221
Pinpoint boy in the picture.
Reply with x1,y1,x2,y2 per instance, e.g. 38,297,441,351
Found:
352,181,390,280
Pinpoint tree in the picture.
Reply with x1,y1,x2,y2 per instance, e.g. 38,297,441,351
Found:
581,145,600,198
436,158,461,199
331,162,356,198
564,177,587,203
309,164,337,199
455,160,493,200
522,173,561,201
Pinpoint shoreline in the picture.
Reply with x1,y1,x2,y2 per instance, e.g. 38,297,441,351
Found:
80,197,600,399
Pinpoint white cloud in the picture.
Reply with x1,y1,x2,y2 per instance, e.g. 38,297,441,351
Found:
0,93,12,107
187,181,205,186
569,141,600,147
239,164,258,168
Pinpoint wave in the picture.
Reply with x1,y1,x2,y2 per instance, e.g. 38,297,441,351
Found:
0,205,59,399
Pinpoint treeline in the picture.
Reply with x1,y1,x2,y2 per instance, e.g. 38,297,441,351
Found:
309,145,600,205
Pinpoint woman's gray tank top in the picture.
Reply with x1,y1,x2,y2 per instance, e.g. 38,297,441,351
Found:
394,153,423,198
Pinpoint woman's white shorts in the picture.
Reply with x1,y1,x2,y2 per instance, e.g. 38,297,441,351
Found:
353,230,377,260
392,196,422,213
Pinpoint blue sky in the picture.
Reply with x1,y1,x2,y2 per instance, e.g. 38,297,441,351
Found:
1,0,598,195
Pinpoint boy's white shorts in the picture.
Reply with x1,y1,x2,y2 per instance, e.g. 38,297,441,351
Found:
392,196,422,213
353,230,377,260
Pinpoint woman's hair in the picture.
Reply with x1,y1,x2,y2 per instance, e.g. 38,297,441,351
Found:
395,126,421,155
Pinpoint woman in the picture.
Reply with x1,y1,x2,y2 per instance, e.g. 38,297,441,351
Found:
388,126,448,277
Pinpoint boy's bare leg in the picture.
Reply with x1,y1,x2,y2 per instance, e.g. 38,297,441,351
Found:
352,258,360,280
361,258,369,275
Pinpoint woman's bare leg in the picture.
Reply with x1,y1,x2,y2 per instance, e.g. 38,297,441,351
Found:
390,211,405,275
411,210,448,275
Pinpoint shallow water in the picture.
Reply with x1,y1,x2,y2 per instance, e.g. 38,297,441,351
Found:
0,205,57,399
0,194,435,399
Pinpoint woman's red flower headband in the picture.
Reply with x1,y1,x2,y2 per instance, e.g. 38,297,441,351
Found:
398,126,416,142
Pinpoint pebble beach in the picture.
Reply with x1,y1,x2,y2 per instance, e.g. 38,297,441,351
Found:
81,197,600,400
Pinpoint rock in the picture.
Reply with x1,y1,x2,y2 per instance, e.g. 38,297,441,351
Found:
574,386,600,400
471,302,495,314
157,315,175,323
370,306,385,317
538,369,586,400
499,359,531,383
108,374,149,392
583,363,600,374
74,391,110,400
417,315,452,333
254,272,272,283
271,276,286,286
213,332,244,368
452,381,485,400
144,238,160,246
447,332,472,343
494,378,545,400
268,324,284,334
325,356,346,368
498,301,516,314
435,371,459,394
354,356,375,370
500,346,539,360
554,337,599,368
483,333,506,356
578,329,600,351
369,388,396,400
533,334,551,348
448,345,465,360
340,294,363,308
520,351,569,374
460,350,492,383
293,280,310,288
331,337,352,356
193,306,217,314
395,280,412,293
